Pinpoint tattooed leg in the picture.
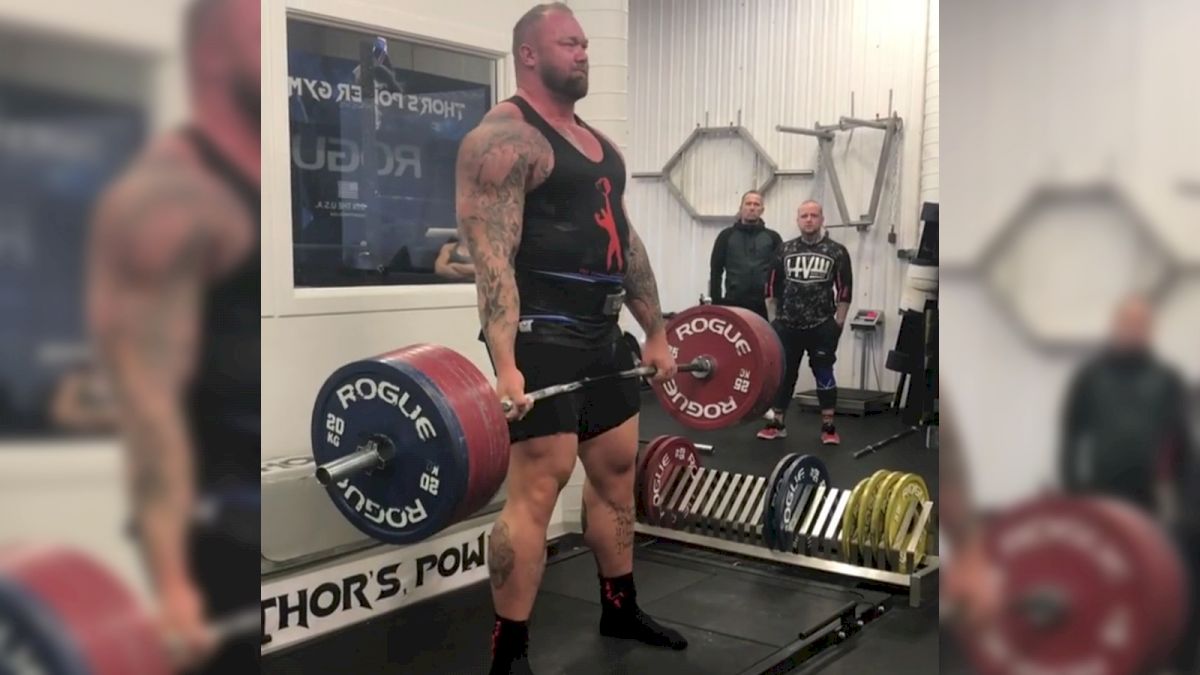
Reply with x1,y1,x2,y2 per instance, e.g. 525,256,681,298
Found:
580,417,639,577
488,434,577,621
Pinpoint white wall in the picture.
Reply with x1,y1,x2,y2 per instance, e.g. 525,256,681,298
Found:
0,441,149,600
0,0,193,132
626,0,935,395
918,0,937,205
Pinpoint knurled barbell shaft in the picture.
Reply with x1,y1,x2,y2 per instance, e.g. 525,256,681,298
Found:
500,356,713,413
165,607,261,661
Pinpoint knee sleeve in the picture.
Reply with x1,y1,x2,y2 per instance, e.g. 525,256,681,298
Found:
816,385,838,410
812,362,837,409
812,363,836,390
811,346,837,374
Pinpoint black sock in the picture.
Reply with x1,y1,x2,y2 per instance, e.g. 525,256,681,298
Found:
598,574,688,650
489,614,532,675
599,573,636,614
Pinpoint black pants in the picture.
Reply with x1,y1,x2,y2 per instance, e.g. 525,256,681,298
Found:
772,318,841,418
1171,524,1200,672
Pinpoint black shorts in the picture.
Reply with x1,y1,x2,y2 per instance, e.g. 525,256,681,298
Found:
492,337,642,444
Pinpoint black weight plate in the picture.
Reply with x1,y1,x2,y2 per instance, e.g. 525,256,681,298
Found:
763,453,798,550
775,454,830,551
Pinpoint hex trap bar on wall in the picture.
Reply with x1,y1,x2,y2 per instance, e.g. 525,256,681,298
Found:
632,114,902,230
776,114,903,230
630,125,813,222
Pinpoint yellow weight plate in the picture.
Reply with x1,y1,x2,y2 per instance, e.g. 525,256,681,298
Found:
867,471,905,553
854,470,891,559
884,473,930,573
840,477,869,562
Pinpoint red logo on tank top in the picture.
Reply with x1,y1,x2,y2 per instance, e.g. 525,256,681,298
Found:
593,177,624,272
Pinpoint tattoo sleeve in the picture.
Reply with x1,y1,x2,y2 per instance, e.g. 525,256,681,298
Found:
622,226,666,337
455,119,546,371
90,173,213,593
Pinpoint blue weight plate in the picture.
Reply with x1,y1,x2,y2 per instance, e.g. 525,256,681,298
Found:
775,454,830,551
0,575,88,675
762,453,797,550
311,347,470,545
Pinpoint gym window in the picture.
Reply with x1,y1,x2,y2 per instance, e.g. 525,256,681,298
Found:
0,27,150,440
286,18,496,288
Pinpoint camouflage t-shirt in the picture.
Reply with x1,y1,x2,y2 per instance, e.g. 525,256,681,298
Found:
769,233,853,329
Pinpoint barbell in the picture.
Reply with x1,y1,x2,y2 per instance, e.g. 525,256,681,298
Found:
0,543,259,675
497,357,714,416
313,356,716,488
309,305,783,546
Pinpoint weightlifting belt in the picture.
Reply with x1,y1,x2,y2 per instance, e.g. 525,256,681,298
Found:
517,271,626,319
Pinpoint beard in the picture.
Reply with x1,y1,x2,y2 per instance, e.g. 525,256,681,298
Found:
538,63,588,101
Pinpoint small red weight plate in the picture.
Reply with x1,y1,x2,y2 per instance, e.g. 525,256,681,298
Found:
636,436,670,517
645,436,701,527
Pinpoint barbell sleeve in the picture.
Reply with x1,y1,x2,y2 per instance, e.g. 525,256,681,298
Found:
315,436,396,486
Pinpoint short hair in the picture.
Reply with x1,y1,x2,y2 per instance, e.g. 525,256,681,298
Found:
799,199,823,213
741,190,764,204
512,3,574,59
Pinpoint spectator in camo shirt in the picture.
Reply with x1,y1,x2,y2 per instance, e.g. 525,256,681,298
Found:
758,200,852,445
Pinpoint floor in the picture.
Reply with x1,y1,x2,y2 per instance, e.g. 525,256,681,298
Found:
263,393,941,674
638,391,941,675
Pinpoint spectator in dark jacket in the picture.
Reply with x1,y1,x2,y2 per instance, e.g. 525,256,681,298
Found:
708,190,782,321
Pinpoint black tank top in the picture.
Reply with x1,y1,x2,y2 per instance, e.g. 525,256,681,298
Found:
507,96,630,348
183,127,260,492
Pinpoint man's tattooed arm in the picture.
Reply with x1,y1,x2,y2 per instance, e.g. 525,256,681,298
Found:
622,224,666,338
87,166,231,594
455,115,550,370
